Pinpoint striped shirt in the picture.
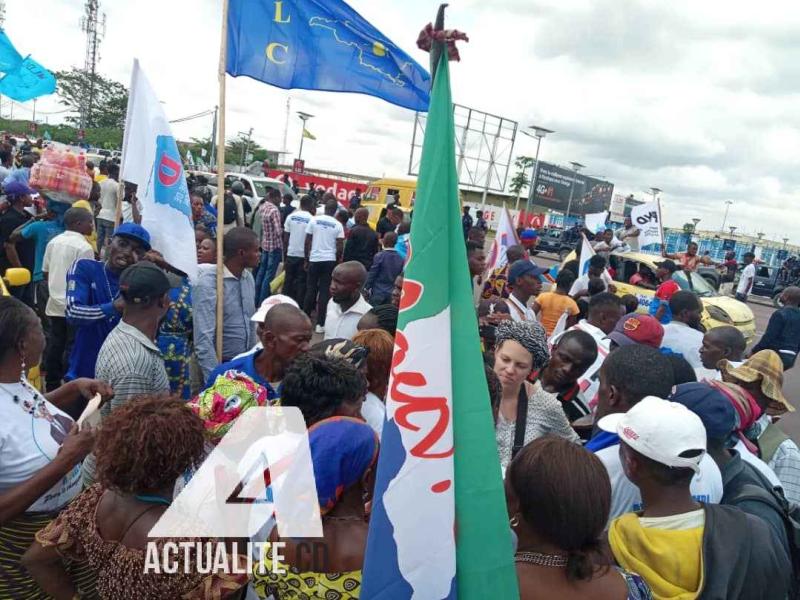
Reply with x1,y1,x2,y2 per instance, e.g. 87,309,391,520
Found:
259,201,283,252
751,415,800,506
83,320,170,486
65,258,121,380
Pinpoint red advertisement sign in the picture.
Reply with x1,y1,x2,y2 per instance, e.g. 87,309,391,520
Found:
268,170,370,203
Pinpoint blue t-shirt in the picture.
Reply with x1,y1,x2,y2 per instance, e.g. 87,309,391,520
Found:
204,349,280,402
585,430,620,453
21,219,64,282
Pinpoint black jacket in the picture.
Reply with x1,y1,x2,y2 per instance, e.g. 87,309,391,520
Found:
699,503,792,599
343,223,379,270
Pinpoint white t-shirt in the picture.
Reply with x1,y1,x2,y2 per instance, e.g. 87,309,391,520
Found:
596,442,723,522
324,295,372,341
620,226,640,252
568,271,614,297
661,321,704,368
0,380,82,512
96,178,120,222
306,215,344,262
361,392,386,440
43,231,95,317
733,440,783,490
284,210,312,258
737,263,756,296
507,293,536,322
552,320,611,410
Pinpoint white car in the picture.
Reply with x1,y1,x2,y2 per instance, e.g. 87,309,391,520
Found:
222,173,296,210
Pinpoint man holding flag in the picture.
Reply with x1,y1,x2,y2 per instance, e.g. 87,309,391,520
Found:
361,8,517,598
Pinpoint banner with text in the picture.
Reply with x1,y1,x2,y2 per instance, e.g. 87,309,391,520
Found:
630,200,663,250
530,161,614,215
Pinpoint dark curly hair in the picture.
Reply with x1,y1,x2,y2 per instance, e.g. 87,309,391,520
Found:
367,304,399,335
0,296,38,362
95,396,205,494
281,354,367,426
508,435,611,582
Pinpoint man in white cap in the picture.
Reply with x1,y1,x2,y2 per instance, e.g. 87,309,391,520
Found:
203,296,312,401
604,396,792,600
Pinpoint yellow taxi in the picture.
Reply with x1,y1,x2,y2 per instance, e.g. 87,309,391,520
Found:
566,251,757,342
2,268,43,388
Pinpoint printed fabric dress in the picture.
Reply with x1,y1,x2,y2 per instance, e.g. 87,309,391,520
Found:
157,283,193,400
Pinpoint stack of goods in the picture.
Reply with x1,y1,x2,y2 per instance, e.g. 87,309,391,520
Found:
29,146,93,203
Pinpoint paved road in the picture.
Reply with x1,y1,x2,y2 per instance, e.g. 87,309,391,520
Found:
530,251,800,442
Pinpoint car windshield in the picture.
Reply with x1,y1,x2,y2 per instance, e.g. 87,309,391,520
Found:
672,270,716,297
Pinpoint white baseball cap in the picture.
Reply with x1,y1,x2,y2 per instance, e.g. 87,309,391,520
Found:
597,396,707,473
251,294,300,323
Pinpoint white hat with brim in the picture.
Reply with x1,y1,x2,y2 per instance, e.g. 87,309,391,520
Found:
251,294,300,323
597,396,707,474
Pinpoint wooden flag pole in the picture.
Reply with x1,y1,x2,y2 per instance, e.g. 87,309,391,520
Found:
215,0,229,362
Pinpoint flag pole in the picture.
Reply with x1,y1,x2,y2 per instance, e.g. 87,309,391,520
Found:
215,0,229,362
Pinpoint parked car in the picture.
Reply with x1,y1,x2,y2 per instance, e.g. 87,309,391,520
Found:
749,264,793,307
532,228,577,261
201,173,297,211
562,251,757,342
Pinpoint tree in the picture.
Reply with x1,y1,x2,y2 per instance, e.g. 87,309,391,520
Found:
509,156,535,208
226,134,268,166
55,68,128,129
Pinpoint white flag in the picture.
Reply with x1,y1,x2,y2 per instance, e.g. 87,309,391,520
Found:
185,149,195,166
484,206,519,273
578,233,596,277
120,59,197,281
584,211,608,236
547,310,570,346
630,200,663,250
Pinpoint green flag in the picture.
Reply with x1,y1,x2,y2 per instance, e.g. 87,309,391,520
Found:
362,49,519,598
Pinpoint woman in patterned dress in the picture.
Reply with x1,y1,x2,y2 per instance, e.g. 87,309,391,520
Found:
157,280,193,400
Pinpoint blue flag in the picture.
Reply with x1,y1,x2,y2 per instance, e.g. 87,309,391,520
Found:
0,31,22,72
0,56,57,102
226,0,431,112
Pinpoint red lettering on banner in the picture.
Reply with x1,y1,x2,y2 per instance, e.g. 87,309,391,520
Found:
158,153,182,187
390,330,454,461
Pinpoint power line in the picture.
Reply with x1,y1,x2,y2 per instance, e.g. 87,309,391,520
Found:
169,109,215,124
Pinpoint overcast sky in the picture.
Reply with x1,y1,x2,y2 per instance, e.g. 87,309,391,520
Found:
5,0,800,242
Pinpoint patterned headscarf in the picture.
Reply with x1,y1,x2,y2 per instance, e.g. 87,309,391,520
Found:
311,338,370,370
309,416,379,514
721,350,793,415
495,320,550,370
188,371,270,444
707,379,762,454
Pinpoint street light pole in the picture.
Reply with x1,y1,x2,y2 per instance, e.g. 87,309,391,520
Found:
297,111,314,160
564,161,586,221
721,200,733,233
522,125,554,225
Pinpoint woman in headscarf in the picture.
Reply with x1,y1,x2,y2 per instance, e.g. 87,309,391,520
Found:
493,320,579,473
352,329,393,439
506,436,652,599
720,350,800,504
252,417,379,599
23,396,248,599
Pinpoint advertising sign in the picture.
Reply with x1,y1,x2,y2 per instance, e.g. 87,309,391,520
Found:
531,161,614,215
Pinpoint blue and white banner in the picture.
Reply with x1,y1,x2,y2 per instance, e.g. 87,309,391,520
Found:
120,59,197,280
0,31,56,102
226,0,431,112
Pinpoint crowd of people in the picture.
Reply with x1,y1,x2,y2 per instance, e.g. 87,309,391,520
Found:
1,136,800,599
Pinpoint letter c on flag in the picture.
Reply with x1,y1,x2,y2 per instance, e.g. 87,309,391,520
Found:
266,43,288,65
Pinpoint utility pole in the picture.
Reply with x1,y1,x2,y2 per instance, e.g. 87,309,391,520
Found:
564,161,586,221
239,127,253,173
209,105,218,168
282,96,291,154
79,0,105,130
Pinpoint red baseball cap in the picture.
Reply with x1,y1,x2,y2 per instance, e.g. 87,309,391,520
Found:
607,314,664,348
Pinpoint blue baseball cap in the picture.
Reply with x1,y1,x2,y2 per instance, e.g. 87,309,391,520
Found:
113,222,151,251
520,228,538,240
3,181,36,197
669,382,736,440
508,259,549,284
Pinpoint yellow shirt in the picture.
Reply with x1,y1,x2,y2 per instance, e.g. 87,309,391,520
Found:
535,291,579,335
71,200,99,254
609,511,704,600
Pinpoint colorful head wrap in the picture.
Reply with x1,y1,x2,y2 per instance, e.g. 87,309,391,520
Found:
721,350,793,415
188,371,270,444
308,416,379,514
495,320,549,370
707,379,762,454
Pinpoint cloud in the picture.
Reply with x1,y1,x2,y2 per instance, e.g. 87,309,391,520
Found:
5,0,800,242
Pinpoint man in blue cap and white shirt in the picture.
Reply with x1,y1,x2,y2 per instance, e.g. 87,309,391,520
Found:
65,222,150,380
506,259,549,322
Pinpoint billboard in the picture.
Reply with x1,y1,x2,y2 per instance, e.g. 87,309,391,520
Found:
530,161,614,215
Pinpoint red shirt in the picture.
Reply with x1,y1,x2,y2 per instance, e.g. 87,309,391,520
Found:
656,279,680,301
